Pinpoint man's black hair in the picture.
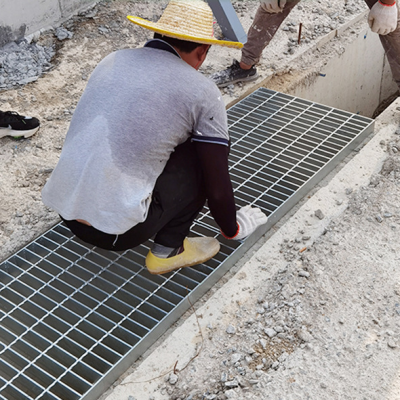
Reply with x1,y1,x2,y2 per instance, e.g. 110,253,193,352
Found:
153,33,204,53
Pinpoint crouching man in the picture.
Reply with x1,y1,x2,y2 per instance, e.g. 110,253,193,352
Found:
41,0,268,275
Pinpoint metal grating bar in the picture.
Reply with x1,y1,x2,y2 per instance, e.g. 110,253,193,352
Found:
0,88,374,400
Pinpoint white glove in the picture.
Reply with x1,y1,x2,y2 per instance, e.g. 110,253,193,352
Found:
260,0,286,13
368,1,398,35
235,205,269,240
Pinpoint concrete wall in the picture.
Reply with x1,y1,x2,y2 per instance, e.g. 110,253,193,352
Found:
291,31,397,118
0,0,96,47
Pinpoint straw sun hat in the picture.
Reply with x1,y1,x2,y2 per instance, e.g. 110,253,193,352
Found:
127,0,243,49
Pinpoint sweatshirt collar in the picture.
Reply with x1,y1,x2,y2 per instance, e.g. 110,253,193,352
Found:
144,39,181,58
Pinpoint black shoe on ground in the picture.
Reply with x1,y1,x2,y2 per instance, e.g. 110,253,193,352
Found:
209,59,258,88
0,110,40,139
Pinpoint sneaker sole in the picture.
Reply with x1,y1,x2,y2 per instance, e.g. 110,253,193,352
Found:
217,72,259,88
0,126,40,139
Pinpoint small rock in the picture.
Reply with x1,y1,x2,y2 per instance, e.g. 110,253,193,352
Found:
169,373,178,385
298,270,310,278
257,294,265,303
264,328,277,338
256,306,265,314
259,338,267,349
231,353,242,364
221,372,228,382
247,347,256,355
315,209,324,220
224,389,238,399
225,378,239,388
226,324,236,335
297,329,313,342
56,27,73,41
278,352,288,362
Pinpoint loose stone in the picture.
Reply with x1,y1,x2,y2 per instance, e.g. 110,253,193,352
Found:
264,328,277,338
315,209,325,220
298,270,310,278
226,325,236,335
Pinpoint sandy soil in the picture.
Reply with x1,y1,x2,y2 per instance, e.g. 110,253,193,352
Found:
1,0,399,399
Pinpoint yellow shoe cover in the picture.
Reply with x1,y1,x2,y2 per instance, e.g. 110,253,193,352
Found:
145,237,220,275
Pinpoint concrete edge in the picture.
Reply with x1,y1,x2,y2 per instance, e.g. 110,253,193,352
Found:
221,10,370,110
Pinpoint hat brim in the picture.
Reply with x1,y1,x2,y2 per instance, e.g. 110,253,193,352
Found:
127,15,243,49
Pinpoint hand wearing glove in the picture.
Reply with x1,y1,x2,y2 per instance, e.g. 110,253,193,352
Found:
368,0,398,36
260,0,286,13
222,205,268,240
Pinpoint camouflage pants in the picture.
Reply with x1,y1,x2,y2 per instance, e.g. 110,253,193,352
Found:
241,0,400,90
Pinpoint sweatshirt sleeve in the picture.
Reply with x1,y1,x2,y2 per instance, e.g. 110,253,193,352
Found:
194,141,238,237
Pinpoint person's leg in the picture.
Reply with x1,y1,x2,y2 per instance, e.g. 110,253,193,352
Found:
64,138,220,274
110,138,207,251
147,139,207,249
241,0,301,68
210,0,300,87
364,0,400,91
64,139,207,252
140,139,219,274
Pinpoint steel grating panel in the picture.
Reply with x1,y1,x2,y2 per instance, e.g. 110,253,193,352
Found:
0,88,374,400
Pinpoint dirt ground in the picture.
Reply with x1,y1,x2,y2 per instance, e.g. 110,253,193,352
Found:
1,0,400,399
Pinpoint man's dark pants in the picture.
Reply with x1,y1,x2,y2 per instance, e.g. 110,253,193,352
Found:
63,139,206,252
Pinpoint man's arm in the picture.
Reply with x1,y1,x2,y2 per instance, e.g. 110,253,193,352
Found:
195,141,268,240
195,141,238,237
368,0,398,35
260,0,287,13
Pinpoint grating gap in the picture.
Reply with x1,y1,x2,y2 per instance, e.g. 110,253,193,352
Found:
0,88,374,400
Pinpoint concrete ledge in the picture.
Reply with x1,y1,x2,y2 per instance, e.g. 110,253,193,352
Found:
0,0,96,46
213,12,396,118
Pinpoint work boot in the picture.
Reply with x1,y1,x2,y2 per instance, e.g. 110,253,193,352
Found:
209,59,258,88
145,237,220,275
0,110,40,139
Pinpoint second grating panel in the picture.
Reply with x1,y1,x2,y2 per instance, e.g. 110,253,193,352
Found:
0,88,374,400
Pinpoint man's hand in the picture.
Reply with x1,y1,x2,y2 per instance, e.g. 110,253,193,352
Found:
368,1,398,35
260,0,287,13
234,205,268,240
